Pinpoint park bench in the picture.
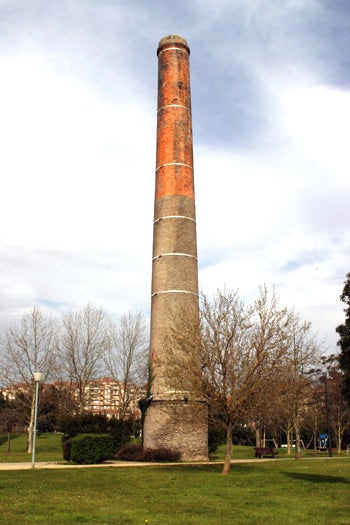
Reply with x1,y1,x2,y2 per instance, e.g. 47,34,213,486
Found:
254,447,278,458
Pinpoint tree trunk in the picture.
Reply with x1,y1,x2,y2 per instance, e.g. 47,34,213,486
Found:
6,431,11,456
294,414,301,459
78,383,85,414
312,411,318,455
287,423,293,455
336,422,343,454
222,423,233,475
27,392,36,454
255,427,261,447
313,429,317,455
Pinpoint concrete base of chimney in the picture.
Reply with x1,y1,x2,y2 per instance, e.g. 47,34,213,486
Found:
143,399,208,461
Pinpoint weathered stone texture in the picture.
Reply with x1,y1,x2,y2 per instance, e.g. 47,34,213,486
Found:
143,401,208,461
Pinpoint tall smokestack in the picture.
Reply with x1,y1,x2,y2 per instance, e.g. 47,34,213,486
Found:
143,35,208,460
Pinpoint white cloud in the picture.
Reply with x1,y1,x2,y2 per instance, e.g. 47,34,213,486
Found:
0,54,154,252
278,84,350,180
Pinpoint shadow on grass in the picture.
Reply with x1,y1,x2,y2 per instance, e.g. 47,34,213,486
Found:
151,463,258,475
283,472,349,484
152,464,223,473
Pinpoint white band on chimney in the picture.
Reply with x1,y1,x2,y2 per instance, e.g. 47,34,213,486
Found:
158,46,188,56
154,215,196,224
156,162,193,171
151,290,199,298
152,253,197,261
158,104,191,113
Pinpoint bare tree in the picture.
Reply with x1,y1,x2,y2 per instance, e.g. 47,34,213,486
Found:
105,311,148,419
217,286,289,474
60,304,110,413
248,285,290,447
282,311,322,459
0,306,58,452
199,289,255,474
248,309,323,457
162,285,323,472
167,286,290,474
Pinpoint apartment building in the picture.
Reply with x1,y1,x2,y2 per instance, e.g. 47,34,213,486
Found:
1,377,145,420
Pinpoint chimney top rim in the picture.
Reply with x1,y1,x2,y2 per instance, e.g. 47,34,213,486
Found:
157,35,190,55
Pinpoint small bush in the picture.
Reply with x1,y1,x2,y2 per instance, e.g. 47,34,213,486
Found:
144,447,181,462
117,444,180,462
117,444,145,461
70,434,115,464
208,424,226,454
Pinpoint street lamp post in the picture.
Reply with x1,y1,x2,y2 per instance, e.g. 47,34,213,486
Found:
31,372,42,469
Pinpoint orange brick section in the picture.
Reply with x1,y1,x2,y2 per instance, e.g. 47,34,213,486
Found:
155,35,194,200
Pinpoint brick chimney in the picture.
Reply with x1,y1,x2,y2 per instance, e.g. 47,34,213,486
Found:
143,35,208,461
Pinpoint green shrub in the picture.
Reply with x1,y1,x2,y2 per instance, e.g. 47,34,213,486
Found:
70,434,115,464
208,424,226,454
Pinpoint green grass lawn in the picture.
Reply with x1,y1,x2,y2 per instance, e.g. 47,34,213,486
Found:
0,458,349,524
1,434,350,524
0,433,63,462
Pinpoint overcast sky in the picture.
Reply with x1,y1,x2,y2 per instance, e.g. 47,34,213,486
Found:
0,0,348,350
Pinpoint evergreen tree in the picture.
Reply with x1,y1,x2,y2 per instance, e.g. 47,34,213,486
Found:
336,272,350,405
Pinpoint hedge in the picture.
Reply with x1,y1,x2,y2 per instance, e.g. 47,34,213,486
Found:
70,434,115,464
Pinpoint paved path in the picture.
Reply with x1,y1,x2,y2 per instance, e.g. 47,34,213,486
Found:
1,456,345,471
0,458,277,471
